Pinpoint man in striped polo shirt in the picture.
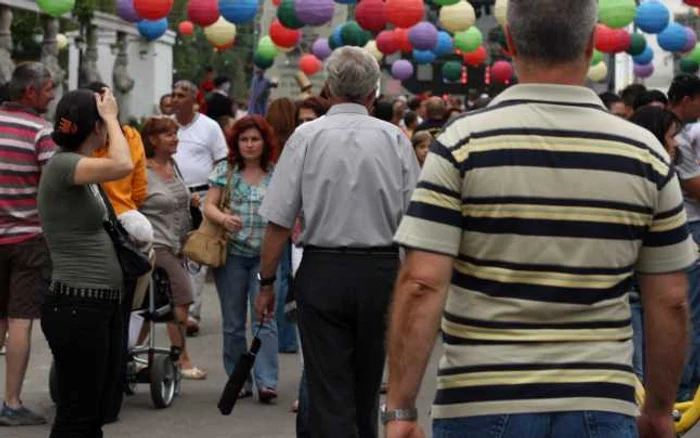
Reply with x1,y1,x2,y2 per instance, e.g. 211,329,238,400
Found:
0,63,56,426
385,1,696,438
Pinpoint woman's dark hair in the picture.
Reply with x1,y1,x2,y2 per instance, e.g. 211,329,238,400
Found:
52,89,100,151
633,90,668,110
373,100,394,122
265,97,297,148
296,96,330,124
629,106,682,163
141,116,179,158
228,115,278,171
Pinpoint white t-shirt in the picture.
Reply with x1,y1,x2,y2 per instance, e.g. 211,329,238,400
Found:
173,113,228,188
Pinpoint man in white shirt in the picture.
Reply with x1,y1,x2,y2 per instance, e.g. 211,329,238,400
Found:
171,80,228,334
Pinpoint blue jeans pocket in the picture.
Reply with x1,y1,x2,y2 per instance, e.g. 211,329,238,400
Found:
433,415,509,438
584,412,638,438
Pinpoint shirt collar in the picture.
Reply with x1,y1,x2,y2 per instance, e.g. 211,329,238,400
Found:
490,84,606,110
1,102,42,116
327,103,369,116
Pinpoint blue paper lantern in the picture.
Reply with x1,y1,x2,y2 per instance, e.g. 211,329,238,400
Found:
633,45,654,65
634,0,670,34
219,0,258,24
433,31,454,57
335,0,356,4
657,22,688,52
329,24,345,49
413,49,436,64
138,18,168,41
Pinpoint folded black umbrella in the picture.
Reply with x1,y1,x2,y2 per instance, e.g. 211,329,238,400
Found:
218,321,263,415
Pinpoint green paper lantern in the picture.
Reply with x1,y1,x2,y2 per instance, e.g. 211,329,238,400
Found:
278,0,305,30
591,50,603,66
257,36,279,60
690,44,700,65
442,61,462,82
37,0,75,17
254,52,275,69
681,57,700,74
598,0,636,29
342,21,366,47
454,27,482,53
626,33,647,56
434,0,460,6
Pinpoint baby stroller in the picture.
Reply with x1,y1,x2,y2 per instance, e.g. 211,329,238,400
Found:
48,265,181,409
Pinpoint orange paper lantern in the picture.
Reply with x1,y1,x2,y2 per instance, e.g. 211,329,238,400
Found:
178,20,195,36
386,0,425,29
134,0,173,20
299,54,322,75
270,19,301,48
463,45,487,66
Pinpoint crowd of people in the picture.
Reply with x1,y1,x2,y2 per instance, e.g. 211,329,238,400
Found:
4,1,700,437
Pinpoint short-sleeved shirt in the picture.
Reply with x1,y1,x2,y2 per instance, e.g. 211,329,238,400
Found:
173,113,228,190
209,161,273,257
394,84,696,420
259,103,421,247
140,166,191,254
675,123,700,223
38,151,123,290
0,103,57,245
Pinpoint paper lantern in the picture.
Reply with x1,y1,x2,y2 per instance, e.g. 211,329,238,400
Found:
395,28,413,53
276,44,296,53
683,28,698,53
364,40,384,62
685,0,700,5
188,0,220,27
342,21,367,47
434,0,460,6
278,0,305,29
596,24,630,53
391,60,414,81
409,22,439,51
386,0,425,29
257,35,279,60
413,49,436,65
439,1,476,34
178,20,195,36
626,33,647,56
587,62,608,82
329,25,345,49
376,30,399,55
690,44,700,64
37,0,75,17
312,38,333,60
356,0,387,33
295,0,335,26
215,40,235,51
463,45,487,66
495,0,507,27
56,34,69,50
270,19,301,48
138,18,169,41
117,0,141,22
454,27,482,53
491,60,513,83
633,45,654,65
336,0,356,4
433,31,455,57
634,63,654,78
254,52,275,69
205,16,237,46
681,57,700,74
134,0,173,20
273,0,281,5
634,1,670,34
658,23,688,53
442,61,462,82
598,0,636,29
219,0,258,24
591,49,603,65
299,54,322,75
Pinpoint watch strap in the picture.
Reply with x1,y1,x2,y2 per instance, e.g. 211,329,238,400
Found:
257,273,276,286
382,407,418,424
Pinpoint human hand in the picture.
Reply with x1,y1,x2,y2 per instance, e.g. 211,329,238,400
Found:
385,421,425,438
191,193,201,209
221,215,242,233
255,287,275,322
95,88,119,122
637,412,675,438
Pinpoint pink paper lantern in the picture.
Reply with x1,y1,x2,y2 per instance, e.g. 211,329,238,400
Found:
634,63,654,78
683,27,698,53
491,60,514,83
178,20,195,36
376,30,399,55
188,0,220,27
312,38,333,60
295,0,335,26
391,59,414,81
117,0,141,22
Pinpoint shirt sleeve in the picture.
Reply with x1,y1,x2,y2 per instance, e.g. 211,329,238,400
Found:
35,128,57,168
258,131,306,229
52,152,82,187
210,120,229,162
636,170,697,273
129,130,149,209
394,139,464,257
398,132,421,213
675,136,700,181
208,160,229,188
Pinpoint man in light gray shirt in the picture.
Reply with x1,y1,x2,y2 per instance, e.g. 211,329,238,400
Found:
255,46,420,438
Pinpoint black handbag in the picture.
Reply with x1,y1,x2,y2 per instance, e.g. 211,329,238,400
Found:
97,186,152,280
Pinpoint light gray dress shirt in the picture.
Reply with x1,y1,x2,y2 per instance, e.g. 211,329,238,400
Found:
259,103,421,247
676,123,700,223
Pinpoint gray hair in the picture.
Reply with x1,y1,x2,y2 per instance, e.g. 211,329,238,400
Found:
8,62,52,101
507,0,597,65
325,47,380,102
173,80,197,97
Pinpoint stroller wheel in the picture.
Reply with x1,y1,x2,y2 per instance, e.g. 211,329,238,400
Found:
150,355,177,409
49,360,59,404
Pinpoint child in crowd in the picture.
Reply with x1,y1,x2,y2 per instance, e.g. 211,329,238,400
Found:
411,131,433,167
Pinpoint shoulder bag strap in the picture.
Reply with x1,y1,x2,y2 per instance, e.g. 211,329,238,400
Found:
219,164,235,212
96,184,118,222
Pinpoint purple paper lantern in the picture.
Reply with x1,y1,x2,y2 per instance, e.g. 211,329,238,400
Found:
312,38,333,60
117,0,141,22
391,59,414,81
295,0,335,26
683,27,698,53
409,22,439,51
634,63,654,78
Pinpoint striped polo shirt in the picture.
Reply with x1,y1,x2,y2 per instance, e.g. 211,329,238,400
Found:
394,84,697,419
0,103,56,245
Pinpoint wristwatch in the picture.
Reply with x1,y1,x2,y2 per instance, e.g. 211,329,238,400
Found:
380,404,418,425
256,273,277,286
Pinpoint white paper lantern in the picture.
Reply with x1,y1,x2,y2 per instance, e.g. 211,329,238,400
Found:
364,40,384,62
56,33,69,50
587,62,608,82
204,16,237,47
439,1,476,34
495,0,508,27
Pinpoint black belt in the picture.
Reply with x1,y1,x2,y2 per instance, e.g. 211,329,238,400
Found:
304,245,399,255
48,281,122,303
188,184,209,193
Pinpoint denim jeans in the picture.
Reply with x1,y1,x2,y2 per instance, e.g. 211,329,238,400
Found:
276,240,298,353
433,411,637,438
679,220,700,401
213,253,278,391
630,294,644,381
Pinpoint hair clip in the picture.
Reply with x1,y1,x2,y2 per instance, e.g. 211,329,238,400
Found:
57,117,78,135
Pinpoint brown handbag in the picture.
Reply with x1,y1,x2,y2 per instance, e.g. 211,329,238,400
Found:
183,167,234,268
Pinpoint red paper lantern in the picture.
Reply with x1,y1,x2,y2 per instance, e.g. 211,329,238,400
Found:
178,20,195,36
356,0,387,33
376,30,399,55
273,0,281,5
394,28,413,53
491,60,513,83
299,54,322,76
134,0,173,20
386,0,425,29
187,0,219,27
463,46,487,66
270,19,301,48
684,0,700,6
595,24,631,53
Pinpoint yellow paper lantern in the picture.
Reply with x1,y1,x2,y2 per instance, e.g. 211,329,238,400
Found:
204,16,237,47
587,62,608,82
56,33,69,50
495,0,508,27
364,40,383,62
439,1,476,34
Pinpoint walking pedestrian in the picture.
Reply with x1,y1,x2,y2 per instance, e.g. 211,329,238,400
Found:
0,62,56,426
255,46,420,438
385,2,696,438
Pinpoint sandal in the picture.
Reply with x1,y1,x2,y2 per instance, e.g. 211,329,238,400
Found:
238,389,253,399
258,387,278,404
181,367,207,380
